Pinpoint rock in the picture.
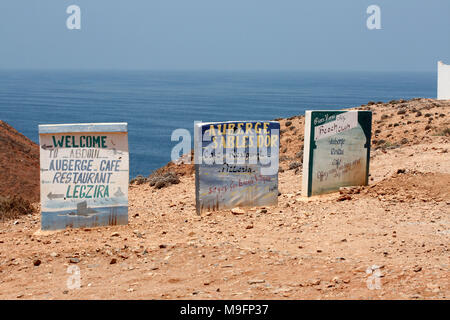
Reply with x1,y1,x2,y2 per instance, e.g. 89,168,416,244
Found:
111,232,120,237
133,230,143,238
33,259,41,266
69,258,80,264
339,187,353,194
332,276,340,284
309,279,321,286
245,224,254,229
337,195,352,201
231,208,245,215
371,264,383,270
413,266,422,272
110,258,117,264
159,244,167,249
50,252,59,258
248,279,265,285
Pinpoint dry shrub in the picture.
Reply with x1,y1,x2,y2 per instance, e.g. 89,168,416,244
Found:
0,196,34,221
288,161,302,170
130,175,147,185
279,155,291,162
148,171,180,189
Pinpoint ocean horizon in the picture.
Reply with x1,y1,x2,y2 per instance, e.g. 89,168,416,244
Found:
0,70,436,178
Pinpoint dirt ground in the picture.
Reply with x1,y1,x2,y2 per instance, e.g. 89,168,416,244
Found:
0,99,448,299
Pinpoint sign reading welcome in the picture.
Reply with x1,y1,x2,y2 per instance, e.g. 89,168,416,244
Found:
194,121,280,215
39,123,129,230
302,111,372,197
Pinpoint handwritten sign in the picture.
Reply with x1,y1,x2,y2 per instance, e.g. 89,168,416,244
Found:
194,121,280,214
39,123,129,230
302,111,372,196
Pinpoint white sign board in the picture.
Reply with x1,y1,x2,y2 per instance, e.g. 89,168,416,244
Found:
302,111,372,197
39,123,129,230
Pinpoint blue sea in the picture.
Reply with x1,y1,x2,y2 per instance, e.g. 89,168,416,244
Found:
0,70,436,178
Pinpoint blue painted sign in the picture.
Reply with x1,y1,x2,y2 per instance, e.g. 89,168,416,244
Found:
194,121,280,214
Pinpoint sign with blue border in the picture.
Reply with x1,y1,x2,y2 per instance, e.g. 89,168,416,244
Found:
194,121,280,214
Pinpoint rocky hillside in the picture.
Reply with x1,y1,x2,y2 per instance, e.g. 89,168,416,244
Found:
0,121,39,202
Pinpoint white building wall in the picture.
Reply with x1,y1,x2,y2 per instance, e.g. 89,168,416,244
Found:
438,61,450,100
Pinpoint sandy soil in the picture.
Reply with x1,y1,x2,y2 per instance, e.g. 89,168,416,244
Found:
0,99,448,299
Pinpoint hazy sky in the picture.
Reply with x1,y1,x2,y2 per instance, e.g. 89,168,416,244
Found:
0,0,449,71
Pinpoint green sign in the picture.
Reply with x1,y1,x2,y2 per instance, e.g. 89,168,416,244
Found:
301,110,372,197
